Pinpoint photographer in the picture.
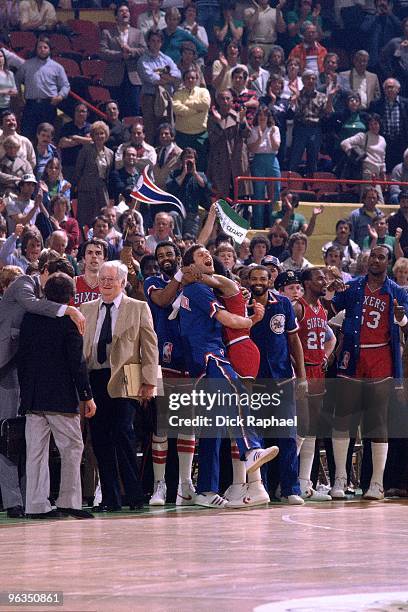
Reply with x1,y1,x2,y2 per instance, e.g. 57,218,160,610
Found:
166,147,212,236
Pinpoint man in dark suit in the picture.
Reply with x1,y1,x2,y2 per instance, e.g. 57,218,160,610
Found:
369,78,408,171
18,273,96,520
99,1,146,117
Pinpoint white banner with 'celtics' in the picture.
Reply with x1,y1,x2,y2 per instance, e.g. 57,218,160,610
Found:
214,199,249,244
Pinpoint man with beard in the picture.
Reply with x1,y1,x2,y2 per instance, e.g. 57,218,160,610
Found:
71,239,107,307
330,245,408,500
292,267,336,501
144,241,196,506
248,265,306,505
180,245,279,508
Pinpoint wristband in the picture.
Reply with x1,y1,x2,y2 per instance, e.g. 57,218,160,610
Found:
395,314,408,327
174,269,183,283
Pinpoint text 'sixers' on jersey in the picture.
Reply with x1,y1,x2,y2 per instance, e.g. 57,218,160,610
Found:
360,285,391,346
296,296,328,366
70,276,100,307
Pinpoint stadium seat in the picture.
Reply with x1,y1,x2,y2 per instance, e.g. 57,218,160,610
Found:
81,59,106,83
55,56,81,78
129,3,148,27
67,19,100,41
50,34,72,54
311,172,340,201
72,35,100,58
280,171,316,201
98,21,117,34
9,31,36,52
88,85,111,105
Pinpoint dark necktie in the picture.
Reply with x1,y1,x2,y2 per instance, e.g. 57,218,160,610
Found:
158,147,166,168
97,302,114,365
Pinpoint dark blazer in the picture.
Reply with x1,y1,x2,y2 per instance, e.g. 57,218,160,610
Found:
17,314,92,414
369,95,408,137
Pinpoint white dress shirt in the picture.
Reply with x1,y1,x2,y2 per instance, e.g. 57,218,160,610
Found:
90,292,123,370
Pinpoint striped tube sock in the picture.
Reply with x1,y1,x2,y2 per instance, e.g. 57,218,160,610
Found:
152,435,168,482
177,435,195,483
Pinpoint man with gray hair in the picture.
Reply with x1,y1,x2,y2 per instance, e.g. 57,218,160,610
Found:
390,148,408,204
80,260,159,512
339,50,381,110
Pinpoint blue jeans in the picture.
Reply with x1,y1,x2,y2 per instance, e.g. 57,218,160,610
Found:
290,124,321,175
251,153,281,230
196,5,221,43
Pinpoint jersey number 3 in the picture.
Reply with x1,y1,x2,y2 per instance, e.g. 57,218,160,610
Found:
361,309,381,329
307,331,325,350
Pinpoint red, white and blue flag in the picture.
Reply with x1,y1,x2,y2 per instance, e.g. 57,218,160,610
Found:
131,167,186,218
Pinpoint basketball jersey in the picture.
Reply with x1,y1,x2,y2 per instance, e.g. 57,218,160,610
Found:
221,289,251,347
360,284,391,345
297,296,327,366
70,275,100,307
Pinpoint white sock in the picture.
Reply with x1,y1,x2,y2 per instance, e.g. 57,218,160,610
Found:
247,468,261,484
231,440,246,484
299,437,316,488
370,442,388,487
296,434,305,455
332,431,349,480
152,435,167,482
177,435,195,483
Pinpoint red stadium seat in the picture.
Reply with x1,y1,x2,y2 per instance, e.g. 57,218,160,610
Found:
311,172,340,200
81,59,106,83
88,85,111,105
67,19,100,40
129,3,148,27
72,35,99,57
280,171,316,201
50,34,72,54
9,31,36,52
55,56,81,78
98,21,117,34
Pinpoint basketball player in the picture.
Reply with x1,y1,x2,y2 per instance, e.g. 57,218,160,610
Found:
70,239,107,307
293,267,336,501
144,241,197,506
331,245,408,500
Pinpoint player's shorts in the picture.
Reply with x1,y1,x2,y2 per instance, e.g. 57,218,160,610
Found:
305,363,325,396
341,345,393,382
227,338,260,379
156,369,191,436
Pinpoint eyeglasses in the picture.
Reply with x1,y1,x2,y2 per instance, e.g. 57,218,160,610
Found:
99,277,118,285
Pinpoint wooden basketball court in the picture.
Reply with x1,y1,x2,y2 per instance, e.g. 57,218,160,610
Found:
1,498,408,612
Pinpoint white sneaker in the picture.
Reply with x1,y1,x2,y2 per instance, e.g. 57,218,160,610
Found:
362,482,385,501
245,446,279,474
149,480,167,506
223,483,246,502
301,480,332,501
226,482,270,508
281,494,305,505
330,476,347,499
176,480,196,506
195,492,227,508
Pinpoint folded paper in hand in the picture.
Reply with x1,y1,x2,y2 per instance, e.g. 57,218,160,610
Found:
124,364,164,398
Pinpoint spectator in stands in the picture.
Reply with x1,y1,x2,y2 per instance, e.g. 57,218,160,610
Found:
172,68,210,170
207,90,251,199
341,113,386,202
74,121,114,229
153,123,182,189
271,189,322,235
115,122,157,171
388,191,408,252
0,225,43,272
281,231,312,270
264,45,286,77
0,0,20,34
244,0,286,58
102,101,130,153
212,41,244,93
259,74,291,167
110,145,141,204
318,53,348,113
137,29,181,144
247,106,281,229
47,230,69,257
290,70,334,175
288,22,327,76
229,66,259,125
390,147,408,203
194,0,220,44
34,123,59,181
5,173,42,233
370,78,408,172
181,3,209,48
214,243,237,271
214,0,243,47
362,213,403,261
1,48,24,73
267,223,289,260
49,195,80,254
58,103,92,183
40,157,71,210
146,211,173,252
0,111,35,170
161,7,208,64
137,0,166,37
19,0,57,31
348,186,383,248
282,57,303,100
331,93,367,167
285,0,323,51
359,0,402,72
166,147,211,235
177,41,206,87
91,215,120,260
322,245,352,282
338,50,381,110
247,46,269,98
100,2,147,118
393,256,408,289
0,50,17,113
249,235,270,264
0,136,32,195
381,17,408,96
16,36,70,140
322,218,360,272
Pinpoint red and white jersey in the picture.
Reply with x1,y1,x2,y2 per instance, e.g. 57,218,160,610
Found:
360,284,391,346
221,289,250,347
70,275,100,307
296,296,327,366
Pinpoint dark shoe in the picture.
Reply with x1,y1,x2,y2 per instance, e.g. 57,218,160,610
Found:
129,502,144,510
27,510,63,519
92,505,121,513
57,507,95,519
7,505,25,518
